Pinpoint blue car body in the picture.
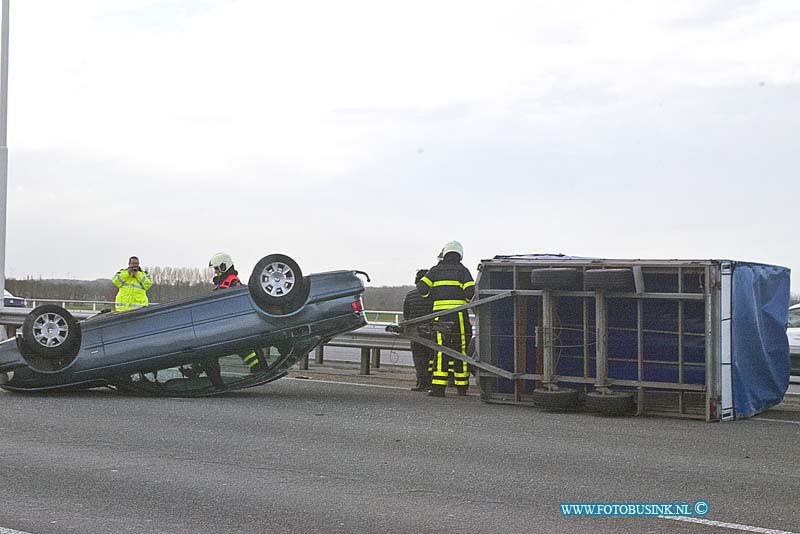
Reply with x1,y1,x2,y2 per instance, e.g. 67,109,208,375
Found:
0,258,366,397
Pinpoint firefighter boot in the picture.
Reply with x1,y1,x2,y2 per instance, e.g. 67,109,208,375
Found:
428,385,445,397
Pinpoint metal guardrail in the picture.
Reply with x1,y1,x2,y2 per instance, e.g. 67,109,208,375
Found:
363,310,403,323
26,299,119,311
0,307,97,325
306,321,411,375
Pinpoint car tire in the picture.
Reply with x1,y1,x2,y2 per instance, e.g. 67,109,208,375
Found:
584,269,635,292
530,268,581,290
248,254,310,315
531,387,580,410
585,391,636,416
21,305,81,361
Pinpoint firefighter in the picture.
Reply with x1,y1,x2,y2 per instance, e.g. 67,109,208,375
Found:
208,253,268,375
417,241,475,397
210,252,243,290
112,256,153,312
403,269,433,391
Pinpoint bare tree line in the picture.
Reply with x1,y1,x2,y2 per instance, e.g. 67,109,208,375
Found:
6,267,413,310
7,266,215,304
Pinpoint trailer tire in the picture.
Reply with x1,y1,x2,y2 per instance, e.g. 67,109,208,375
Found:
529,268,582,290
585,391,636,416
584,269,635,292
532,388,580,410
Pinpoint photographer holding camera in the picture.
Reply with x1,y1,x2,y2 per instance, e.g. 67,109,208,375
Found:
112,256,154,312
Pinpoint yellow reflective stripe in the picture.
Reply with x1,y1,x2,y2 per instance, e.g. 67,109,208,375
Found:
431,280,475,290
431,280,462,287
436,326,444,370
459,312,466,354
432,299,468,310
119,281,144,289
420,276,433,287
243,352,258,362
247,359,260,368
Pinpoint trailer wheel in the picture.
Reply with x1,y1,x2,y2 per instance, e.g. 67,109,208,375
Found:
248,254,310,315
584,269,635,292
532,388,580,410
530,268,581,290
585,391,636,416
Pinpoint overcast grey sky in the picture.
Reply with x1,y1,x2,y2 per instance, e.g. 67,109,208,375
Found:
5,0,800,289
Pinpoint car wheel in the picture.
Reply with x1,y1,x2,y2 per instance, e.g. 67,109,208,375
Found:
585,391,636,416
248,254,310,315
531,387,580,410
530,268,581,290
21,305,81,361
584,269,635,292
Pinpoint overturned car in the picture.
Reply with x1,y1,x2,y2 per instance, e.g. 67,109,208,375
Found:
0,254,367,397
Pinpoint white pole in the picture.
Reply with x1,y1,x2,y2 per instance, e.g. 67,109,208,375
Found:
0,0,9,311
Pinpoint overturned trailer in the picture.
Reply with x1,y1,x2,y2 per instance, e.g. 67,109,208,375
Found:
398,256,790,421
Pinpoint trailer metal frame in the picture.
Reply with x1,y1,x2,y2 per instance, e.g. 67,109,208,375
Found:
397,258,727,421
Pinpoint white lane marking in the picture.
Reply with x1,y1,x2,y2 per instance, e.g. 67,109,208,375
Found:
751,417,800,426
661,516,799,534
0,527,37,534
284,377,410,391
222,371,412,391
223,371,412,391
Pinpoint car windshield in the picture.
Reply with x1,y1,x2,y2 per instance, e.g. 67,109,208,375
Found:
789,307,800,328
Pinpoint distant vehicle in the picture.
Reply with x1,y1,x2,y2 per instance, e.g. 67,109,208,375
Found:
3,289,26,308
788,303,800,377
0,254,367,397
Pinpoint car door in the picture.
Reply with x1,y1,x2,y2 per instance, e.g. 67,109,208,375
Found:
100,304,196,369
190,287,266,353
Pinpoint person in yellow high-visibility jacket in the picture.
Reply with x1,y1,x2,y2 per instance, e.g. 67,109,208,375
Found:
417,241,475,398
112,256,154,312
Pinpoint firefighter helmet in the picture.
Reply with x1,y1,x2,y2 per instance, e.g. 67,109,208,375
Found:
441,241,463,260
209,252,234,272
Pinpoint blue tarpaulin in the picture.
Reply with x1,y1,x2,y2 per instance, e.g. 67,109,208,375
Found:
731,262,790,418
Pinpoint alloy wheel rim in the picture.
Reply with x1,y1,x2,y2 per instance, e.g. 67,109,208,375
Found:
260,262,295,297
32,313,69,347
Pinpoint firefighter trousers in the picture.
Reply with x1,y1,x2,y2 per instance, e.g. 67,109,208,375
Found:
429,311,472,396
